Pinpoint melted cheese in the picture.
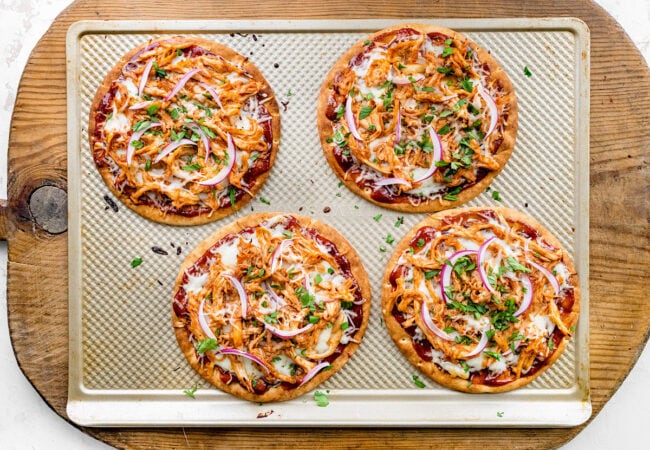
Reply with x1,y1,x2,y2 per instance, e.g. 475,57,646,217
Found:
184,272,209,294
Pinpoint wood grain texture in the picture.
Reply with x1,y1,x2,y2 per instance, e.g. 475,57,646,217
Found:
6,0,649,448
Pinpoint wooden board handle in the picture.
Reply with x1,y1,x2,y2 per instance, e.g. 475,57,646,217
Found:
0,199,8,240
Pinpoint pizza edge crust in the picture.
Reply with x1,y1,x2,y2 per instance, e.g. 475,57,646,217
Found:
380,206,580,393
172,212,372,402
316,23,518,213
88,36,281,226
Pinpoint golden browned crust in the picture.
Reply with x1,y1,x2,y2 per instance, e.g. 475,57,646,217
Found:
89,36,281,226
172,212,371,402
317,23,518,213
381,206,580,393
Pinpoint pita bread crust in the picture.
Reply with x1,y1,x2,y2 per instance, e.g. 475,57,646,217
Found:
317,23,518,213
381,206,580,393
172,213,371,402
89,36,280,226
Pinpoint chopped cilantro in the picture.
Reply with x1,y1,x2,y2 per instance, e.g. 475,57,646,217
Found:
308,315,320,324
367,124,377,131
131,139,144,150
359,106,374,120
182,163,202,171
314,273,323,285
144,159,151,171
228,186,237,210
379,245,387,252
524,66,533,77
152,61,166,78
364,39,371,46
130,257,143,268
335,105,345,119
373,214,382,222
412,375,426,388
437,123,451,135
416,238,425,247
497,411,504,418
327,267,335,275
491,190,502,202
385,234,395,244
314,390,329,407
461,77,474,93
442,46,454,57
132,120,151,132
341,322,349,331
259,197,271,205
395,216,404,227
506,257,531,273
195,338,218,354
146,104,160,116
484,350,501,360
437,66,453,74
424,269,440,280
264,311,280,324
183,384,198,398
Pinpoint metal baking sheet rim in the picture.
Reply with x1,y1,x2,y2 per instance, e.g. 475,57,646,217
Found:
66,18,591,427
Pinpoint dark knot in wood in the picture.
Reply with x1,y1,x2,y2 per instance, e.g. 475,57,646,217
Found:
29,185,67,234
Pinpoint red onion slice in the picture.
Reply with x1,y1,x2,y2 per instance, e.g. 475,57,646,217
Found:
344,95,363,141
478,84,498,137
153,138,196,163
263,281,287,308
128,42,160,64
198,82,223,109
394,108,402,145
375,177,411,187
127,121,162,165
514,275,533,317
440,249,477,303
270,239,293,273
164,68,201,101
129,100,153,111
198,299,217,340
527,260,560,296
420,301,454,341
477,236,497,294
299,361,331,386
219,348,269,372
138,58,154,97
412,125,443,183
390,73,425,85
197,133,236,186
462,332,488,358
223,274,247,319
265,323,314,339
187,122,212,161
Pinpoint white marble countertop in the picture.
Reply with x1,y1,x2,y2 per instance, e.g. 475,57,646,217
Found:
0,1,648,448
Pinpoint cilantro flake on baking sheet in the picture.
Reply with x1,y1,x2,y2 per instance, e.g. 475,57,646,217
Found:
314,390,329,407
412,375,426,388
183,383,198,399
497,411,504,418
130,257,143,268
385,234,395,244
491,190,502,202
373,213,382,222
394,216,404,227
524,66,533,77
259,197,271,205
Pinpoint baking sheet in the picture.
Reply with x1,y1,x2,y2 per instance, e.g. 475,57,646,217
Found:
66,18,591,427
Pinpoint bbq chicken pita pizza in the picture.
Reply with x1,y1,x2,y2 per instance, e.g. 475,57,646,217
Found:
382,207,580,393
172,213,371,402
89,36,280,225
318,24,517,212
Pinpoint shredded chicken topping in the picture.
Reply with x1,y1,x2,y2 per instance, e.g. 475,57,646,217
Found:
92,38,275,215
176,215,364,393
325,28,515,203
386,210,578,384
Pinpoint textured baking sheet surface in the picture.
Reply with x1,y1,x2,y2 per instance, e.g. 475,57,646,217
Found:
67,19,590,426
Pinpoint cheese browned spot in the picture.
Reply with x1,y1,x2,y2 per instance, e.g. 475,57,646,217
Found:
318,24,517,213
381,207,580,393
89,36,280,225
172,213,371,402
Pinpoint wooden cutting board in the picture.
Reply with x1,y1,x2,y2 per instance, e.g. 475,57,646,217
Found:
5,0,649,448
